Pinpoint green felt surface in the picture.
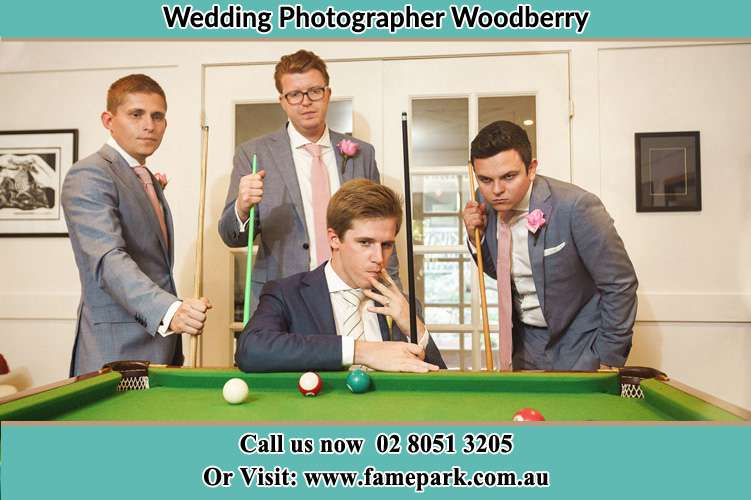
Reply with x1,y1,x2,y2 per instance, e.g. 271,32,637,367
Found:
1,369,742,422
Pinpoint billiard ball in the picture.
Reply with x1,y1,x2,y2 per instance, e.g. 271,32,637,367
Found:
346,369,371,394
298,372,323,397
512,407,545,421
222,378,249,404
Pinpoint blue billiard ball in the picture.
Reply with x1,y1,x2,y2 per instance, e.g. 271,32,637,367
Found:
346,369,371,394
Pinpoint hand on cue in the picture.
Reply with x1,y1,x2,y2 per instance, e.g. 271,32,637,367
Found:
462,200,487,237
236,170,266,222
170,297,212,335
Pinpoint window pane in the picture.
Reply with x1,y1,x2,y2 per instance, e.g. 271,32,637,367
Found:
419,255,459,304
419,217,459,246
416,253,473,326
478,96,537,159
412,174,468,245
425,306,459,324
412,98,469,167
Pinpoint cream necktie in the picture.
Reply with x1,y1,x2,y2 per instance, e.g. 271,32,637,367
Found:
339,289,366,340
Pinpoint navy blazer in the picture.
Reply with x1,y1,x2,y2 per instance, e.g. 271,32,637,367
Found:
235,264,446,372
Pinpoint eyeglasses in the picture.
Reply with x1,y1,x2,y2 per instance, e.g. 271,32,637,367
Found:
282,86,328,104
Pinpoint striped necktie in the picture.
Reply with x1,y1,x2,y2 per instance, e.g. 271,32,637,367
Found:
338,289,366,340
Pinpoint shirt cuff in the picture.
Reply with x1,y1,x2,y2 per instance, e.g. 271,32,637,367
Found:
158,300,182,337
467,235,485,251
341,336,355,366
418,327,431,349
234,202,250,233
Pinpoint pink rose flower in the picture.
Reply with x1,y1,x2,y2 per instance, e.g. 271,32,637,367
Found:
337,139,358,157
154,172,168,190
526,209,546,234
337,139,359,173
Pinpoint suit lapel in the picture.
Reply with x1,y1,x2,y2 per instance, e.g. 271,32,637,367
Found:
329,130,347,183
527,176,552,314
270,126,307,228
300,265,337,335
152,178,174,265
478,189,499,270
377,314,396,341
101,145,170,264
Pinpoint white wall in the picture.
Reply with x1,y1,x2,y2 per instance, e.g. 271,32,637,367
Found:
0,41,748,410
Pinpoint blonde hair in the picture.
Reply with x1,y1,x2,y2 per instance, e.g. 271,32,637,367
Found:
327,179,403,238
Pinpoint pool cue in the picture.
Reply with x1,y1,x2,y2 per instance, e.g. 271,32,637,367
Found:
190,125,209,368
401,112,418,344
467,162,494,371
242,154,258,326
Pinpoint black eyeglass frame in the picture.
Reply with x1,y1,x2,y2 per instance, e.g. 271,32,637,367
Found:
281,86,329,104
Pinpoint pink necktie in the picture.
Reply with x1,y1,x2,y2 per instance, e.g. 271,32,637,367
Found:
133,166,169,248
497,219,513,371
302,143,331,265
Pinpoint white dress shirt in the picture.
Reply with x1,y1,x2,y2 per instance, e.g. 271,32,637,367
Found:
325,262,383,366
504,185,547,327
236,122,340,269
469,183,547,327
106,136,180,336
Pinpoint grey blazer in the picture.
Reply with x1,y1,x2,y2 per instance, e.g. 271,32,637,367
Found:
218,125,401,316
62,144,181,376
473,175,638,370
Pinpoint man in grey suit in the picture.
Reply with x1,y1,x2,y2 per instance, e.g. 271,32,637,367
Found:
218,50,400,316
463,121,637,371
63,74,210,376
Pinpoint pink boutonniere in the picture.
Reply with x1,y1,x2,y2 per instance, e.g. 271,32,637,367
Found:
153,172,169,190
336,139,359,174
526,209,546,234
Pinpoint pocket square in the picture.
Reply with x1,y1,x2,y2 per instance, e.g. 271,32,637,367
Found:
543,242,566,257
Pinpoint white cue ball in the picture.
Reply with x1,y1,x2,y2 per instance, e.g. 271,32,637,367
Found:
222,378,249,404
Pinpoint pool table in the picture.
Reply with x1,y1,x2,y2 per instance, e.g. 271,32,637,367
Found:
0,363,746,422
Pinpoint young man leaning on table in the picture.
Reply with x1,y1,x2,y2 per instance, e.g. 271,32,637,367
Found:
463,121,638,372
235,179,446,373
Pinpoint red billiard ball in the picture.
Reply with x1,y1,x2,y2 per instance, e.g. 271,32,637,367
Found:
298,372,323,397
512,407,545,421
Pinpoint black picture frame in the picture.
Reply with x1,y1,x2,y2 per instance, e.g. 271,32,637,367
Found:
635,131,701,212
0,129,79,237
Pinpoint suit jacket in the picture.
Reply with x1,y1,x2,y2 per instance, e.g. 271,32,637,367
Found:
472,175,638,370
218,125,401,317
235,264,446,372
62,144,182,376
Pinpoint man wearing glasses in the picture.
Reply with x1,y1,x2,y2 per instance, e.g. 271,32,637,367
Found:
219,50,399,317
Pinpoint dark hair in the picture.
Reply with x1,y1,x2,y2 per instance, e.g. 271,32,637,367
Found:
274,50,330,93
107,74,166,112
327,179,403,238
470,120,532,171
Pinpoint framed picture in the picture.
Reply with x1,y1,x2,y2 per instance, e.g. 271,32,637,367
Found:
635,131,701,212
0,129,78,236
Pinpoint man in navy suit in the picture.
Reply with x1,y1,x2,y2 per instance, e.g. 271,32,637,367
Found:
235,179,445,372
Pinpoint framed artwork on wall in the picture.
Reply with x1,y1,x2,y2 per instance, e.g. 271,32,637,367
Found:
635,131,701,212
0,129,78,236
